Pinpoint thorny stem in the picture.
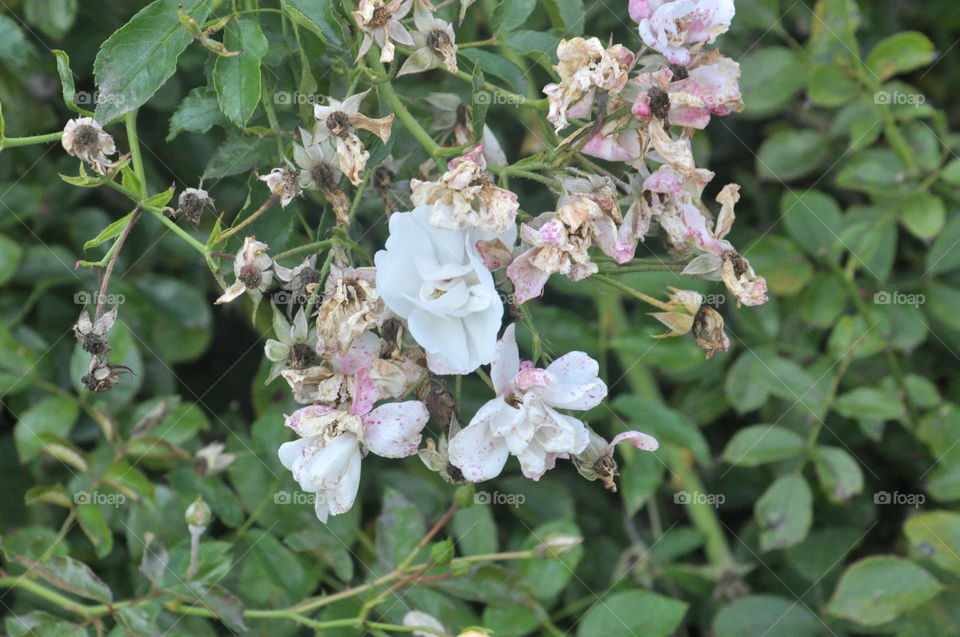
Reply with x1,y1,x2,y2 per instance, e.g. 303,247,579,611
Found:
216,193,279,242
94,207,141,322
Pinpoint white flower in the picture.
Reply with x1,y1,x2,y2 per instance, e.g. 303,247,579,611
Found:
174,187,215,225
215,237,273,305
353,0,415,64
637,0,735,65
61,117,121,175
264,308,319,383
410,146,519,235
316,264,381,356
313,90,395,185
194,442,236,475
293,126,351,225
398,3,458,76
448,324,606,481
259,167,302,208
279,371,429,522
375,205,508,375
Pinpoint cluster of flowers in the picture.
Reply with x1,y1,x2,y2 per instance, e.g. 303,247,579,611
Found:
61,0,763,525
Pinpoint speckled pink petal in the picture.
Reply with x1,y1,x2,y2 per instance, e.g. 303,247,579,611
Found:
285,404,337,436
350,367,378,416
448,418,511,482
331,331,380,374
608,430,659,452
506,251,551,305
362,400,429,458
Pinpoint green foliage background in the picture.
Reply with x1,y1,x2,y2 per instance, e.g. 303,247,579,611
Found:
1,0,960,635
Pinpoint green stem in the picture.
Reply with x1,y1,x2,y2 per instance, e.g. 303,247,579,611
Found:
592,274,673,311
274,239,334,261
371,59,444,165
124,110,147,197
1,131,63,149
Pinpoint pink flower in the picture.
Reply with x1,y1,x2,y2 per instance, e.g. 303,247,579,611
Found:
448,324,606,481
638,0,735,65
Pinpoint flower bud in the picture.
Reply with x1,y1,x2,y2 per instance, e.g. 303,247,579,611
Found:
430,538,455,566
185,497,212,529
454,483,476,509
536,534,583,559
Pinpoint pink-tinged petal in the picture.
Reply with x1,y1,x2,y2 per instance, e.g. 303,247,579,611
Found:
475,238,514,271
448,398,514,481
581,132,641,162
608,430,659,452
331,331,381,373
491,324,520,397
545,351,600,385
350,367,378,416
629,0,651,22
278,438,311,471
285,405,337,436
565,91,595,120
362,400,429,458
506,251,551,305
515,367,554,391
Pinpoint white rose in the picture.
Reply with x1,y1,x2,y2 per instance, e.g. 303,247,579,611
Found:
375,205,509,375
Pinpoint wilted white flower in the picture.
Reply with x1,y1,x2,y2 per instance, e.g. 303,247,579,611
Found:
74,306,118,356
279,373,429,522
265,308,320,383
353,0,415,64
61,117,121,174
543,37,635,132
293,126,351,225
572,427,659,491
411,145,518,235
636,0,735,65
631,54,742,128
398,4,458,76
194,442,236,476
448,324,608,481
648,288,730,357
375,205,509,375
81,355,134,393
427,93,507,166
274,255,321,307
174,187,215,225
215,237,274,305
259,167,302,208
316,264,381,355
313,90,395,185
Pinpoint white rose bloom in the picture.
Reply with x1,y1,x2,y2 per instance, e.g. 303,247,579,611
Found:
375,205,511,375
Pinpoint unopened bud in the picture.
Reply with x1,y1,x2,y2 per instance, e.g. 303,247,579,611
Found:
454,483,475,509
185,497,212,529
537,534,583,559
430,538,455,566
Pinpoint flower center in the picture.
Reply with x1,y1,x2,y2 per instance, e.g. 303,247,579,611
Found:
239,264,262,289
428,29,452,56
74,125,100,152
368,5,391,27
311,163,337,191
289,343,319,369
647,87,671,120
373,165,394,190
326,111,352,138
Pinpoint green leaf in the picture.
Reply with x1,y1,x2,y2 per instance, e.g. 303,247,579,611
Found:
14,395,79,463
745,236,813,296
471,61,488,143
781,190,843,260
827,556,943,626
451,505,497,556
0,233,23,285
834,387,906,420
942,158,960,185
21,556,113,604
809,0,861,63
25,0,77,39
836,149,908,196
5,611,89,637
757,129,829,182
167,86,228,141
811,446,864,503
214,19,269,128
905,511,960,578
722,424,805,467
839,205,897,282
755,473,812,551
460,49,528,96
494,0,536,32
519,520,583,601
92,0,213,123
541,0,585,35
785,527,865,583
52,50,93,116
577,590,687,637
83,211,134,251
725,353,770,413
808,63,860,106
900,193,945,240
375,489,425,571
866,31,935,81
800,274,848,327
203,134,275,179
284,0,346,48
613,396,710,465
713,595,824,637
740,48,806,118
76,503,113,558
35,433,88,473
